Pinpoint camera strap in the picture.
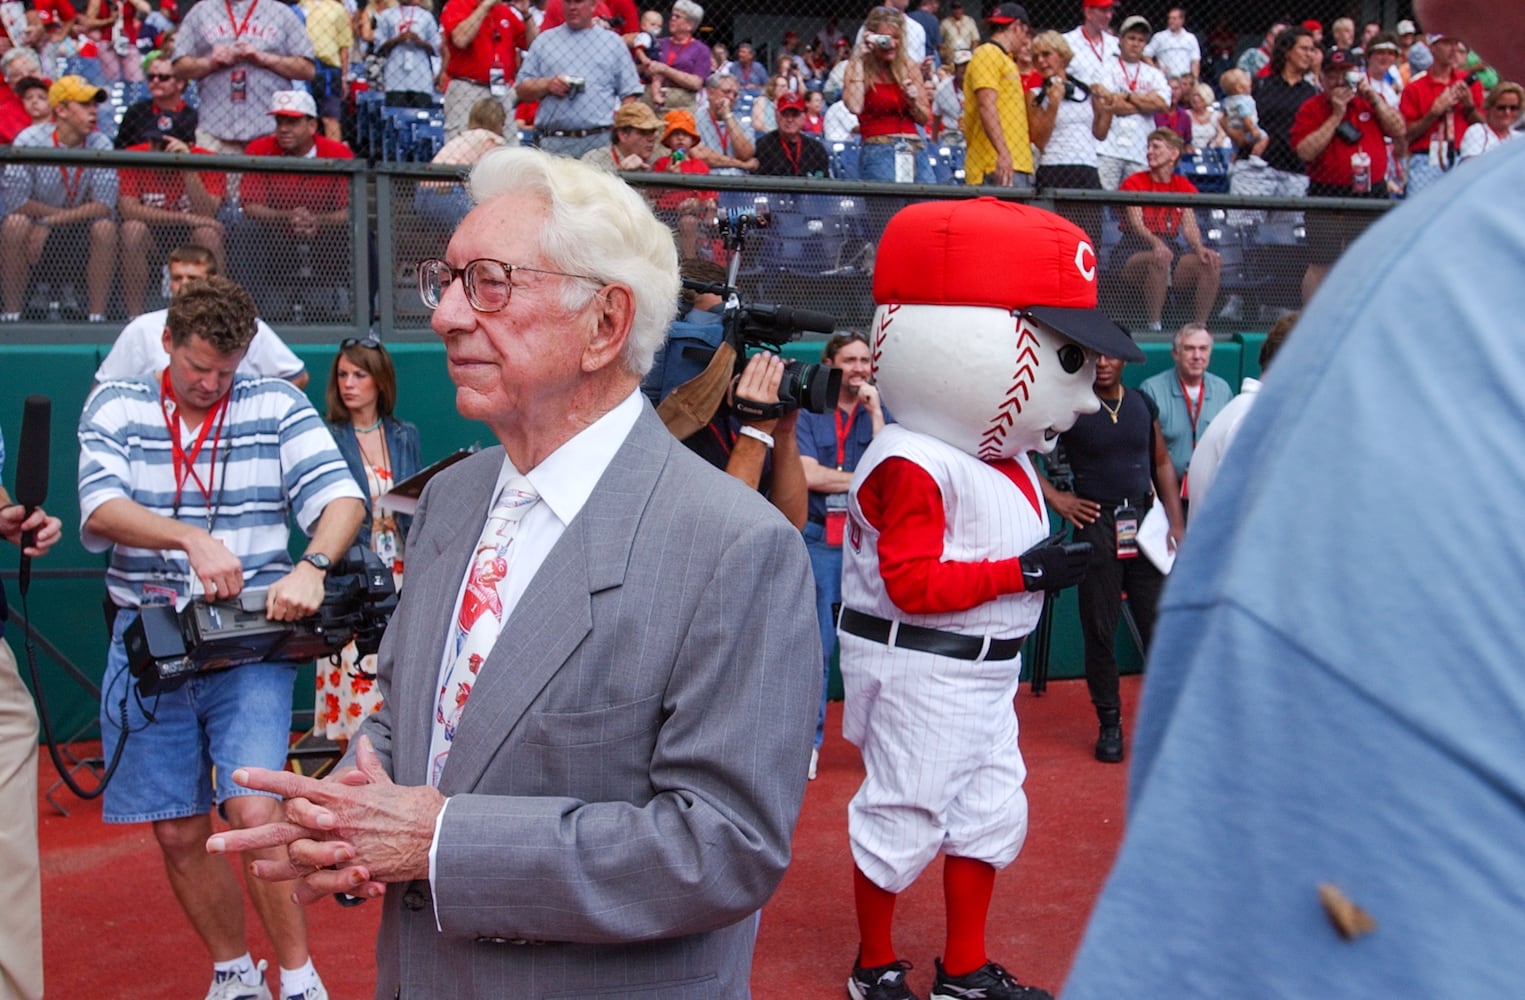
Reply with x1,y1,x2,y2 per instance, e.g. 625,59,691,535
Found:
730,394,790,423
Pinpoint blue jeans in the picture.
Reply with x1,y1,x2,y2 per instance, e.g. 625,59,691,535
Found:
860,141,937,184
100,611,299,823
803,521,842,748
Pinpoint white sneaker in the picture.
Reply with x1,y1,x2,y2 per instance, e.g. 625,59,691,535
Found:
284,983,329,1000
808,747,819,781
206,960,272,1000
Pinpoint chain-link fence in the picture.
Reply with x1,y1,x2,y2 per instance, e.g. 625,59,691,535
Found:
13,0,1522,345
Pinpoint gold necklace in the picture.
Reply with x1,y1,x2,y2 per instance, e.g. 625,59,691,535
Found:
1099,392,1123,424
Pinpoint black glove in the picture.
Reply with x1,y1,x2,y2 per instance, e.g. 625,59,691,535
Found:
1017,541,1092,592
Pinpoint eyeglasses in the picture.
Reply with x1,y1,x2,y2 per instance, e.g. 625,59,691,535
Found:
341,335,382,348
147,73,176,81
1492,103,1522,113
417,257,601,313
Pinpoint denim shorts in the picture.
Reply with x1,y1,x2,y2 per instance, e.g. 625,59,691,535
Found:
99,611,299,824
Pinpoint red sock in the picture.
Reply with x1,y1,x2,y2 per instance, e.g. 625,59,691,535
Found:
853,865,899,968
942,856,996,976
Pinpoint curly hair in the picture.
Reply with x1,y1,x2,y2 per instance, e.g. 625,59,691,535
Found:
165,275,258,354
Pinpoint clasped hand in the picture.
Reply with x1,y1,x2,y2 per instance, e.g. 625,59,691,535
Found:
205,735,445,905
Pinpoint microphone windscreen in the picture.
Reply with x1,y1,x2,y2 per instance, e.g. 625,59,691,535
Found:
15,395,50,510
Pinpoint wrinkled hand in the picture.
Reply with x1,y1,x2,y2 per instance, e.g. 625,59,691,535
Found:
265,563,325,620
183,529,244,599
1048,490,1100,528
0,504,62,557
209,44,237,68
206,735,444,904
1018,539,1091,592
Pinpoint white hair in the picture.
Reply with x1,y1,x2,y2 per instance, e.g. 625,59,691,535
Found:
2,47,42,76
672,0,703,25
468,147,680,378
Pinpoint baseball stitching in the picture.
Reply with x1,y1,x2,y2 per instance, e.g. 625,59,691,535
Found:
977,318,1040,461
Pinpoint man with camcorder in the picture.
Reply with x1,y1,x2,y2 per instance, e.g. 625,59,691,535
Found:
77,275,364,1000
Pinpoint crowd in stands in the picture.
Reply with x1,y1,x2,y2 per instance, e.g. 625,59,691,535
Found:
0,0,1519,323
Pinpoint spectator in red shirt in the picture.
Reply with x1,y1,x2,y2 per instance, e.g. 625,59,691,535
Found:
652,109,716,260
440,0,534,141
117,114,228,315
1290,49,1404,301
241,90,354,295
1399,30,1484,193
0,48,46,143
1117,128,1220,331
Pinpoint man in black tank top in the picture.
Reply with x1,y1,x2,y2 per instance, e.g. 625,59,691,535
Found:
1038,354,1184,763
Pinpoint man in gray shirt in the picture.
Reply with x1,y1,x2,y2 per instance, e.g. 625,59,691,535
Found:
173,0,317,151
514,0,641,158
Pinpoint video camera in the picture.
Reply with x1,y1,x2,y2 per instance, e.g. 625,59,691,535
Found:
683,208,843,414
125,546,398,697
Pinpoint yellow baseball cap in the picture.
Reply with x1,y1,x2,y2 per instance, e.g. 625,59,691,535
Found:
49,75,107,107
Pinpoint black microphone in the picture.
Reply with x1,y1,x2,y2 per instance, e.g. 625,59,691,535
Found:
14,395,50,595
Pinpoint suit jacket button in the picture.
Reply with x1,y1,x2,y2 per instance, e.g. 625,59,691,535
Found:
402,886,429,911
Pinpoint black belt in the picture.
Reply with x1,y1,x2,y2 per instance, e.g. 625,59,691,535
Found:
538,127,607,138
838,607,1024,662
1088,493,1154,510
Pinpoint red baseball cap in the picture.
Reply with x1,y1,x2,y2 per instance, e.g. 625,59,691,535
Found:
776,91,806,113
1082,0,1114,7
873,199,1141,361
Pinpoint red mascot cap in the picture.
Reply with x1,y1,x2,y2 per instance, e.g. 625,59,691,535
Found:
873,197,1143,361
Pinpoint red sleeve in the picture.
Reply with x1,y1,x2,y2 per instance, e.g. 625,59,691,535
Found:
540,0,562,30
440,0,468,34
1398,80,1423,123
856,456,1028,616
1172,173,1198,194
191,147,228,198
1289,94,1324,150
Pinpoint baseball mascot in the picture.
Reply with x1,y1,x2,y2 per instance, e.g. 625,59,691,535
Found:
840,198,1143,1000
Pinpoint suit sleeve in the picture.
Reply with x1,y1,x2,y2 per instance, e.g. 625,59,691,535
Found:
429,503,820,943
857,456,1028,615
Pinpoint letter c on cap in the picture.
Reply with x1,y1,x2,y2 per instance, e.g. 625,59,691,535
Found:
1075,241,1097,282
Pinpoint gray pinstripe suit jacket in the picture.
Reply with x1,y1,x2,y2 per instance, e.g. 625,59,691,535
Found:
352,403,820,999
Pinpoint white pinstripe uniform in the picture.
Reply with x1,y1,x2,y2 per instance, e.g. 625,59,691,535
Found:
841,425,1048,894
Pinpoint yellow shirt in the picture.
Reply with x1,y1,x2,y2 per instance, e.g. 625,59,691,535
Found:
301,0,354,68
961,40,1033,183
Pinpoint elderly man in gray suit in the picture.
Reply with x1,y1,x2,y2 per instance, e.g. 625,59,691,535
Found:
208,147,821,999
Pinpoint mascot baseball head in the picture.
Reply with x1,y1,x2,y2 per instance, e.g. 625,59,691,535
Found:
870,198,1143,460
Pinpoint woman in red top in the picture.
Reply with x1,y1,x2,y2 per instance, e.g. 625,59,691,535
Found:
1117,129,1221,331
841,5,932,183
82,0,148,82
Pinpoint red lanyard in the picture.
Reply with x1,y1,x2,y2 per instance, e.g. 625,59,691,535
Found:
833,404,856,469
1085,30,1105,64
1178,374,1204,445
1118,56,1141,92
161,369,230,517
225,0,257,39
779,136,802,175
665,36,691,67
52,131,83,203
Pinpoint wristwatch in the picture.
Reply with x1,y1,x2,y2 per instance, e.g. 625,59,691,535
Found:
299,552,332,573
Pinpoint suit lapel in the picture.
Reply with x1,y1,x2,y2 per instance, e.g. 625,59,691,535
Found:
436,406,675,794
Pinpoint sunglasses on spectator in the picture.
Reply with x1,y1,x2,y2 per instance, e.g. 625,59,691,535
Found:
1492,102,1522,112
147,73,176,81
341,335,383,348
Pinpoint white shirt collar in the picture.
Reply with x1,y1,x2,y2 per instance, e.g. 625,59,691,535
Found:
491,388,644,528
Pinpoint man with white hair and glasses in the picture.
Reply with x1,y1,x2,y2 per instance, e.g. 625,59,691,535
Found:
207,147,821,999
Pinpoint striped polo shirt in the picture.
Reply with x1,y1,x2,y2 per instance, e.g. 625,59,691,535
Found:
79,373,365,610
